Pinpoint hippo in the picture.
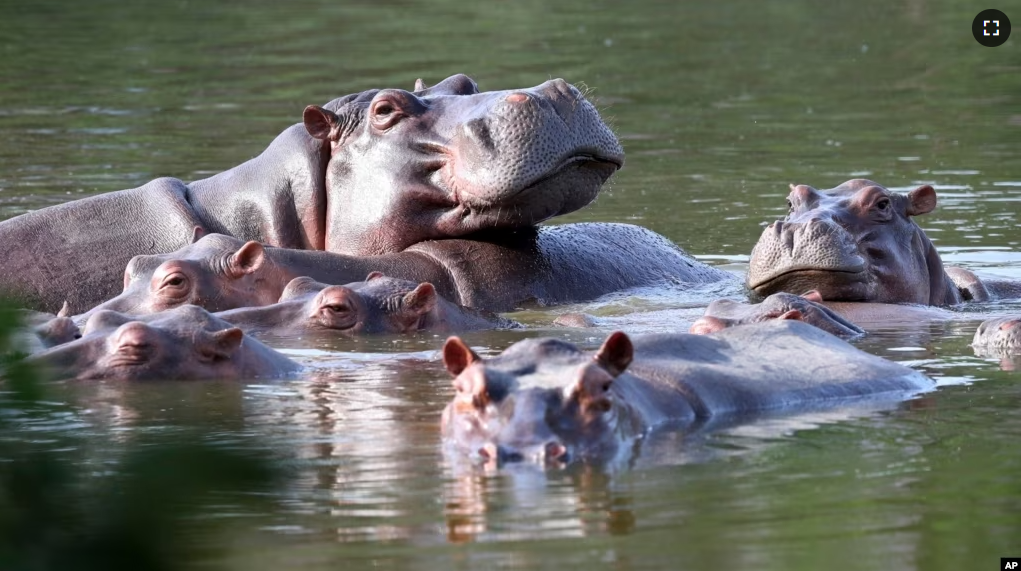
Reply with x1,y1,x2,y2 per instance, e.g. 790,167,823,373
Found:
82,226,731,318
440,320,933,466
28,305,300,381
13,302,82,353
216,274,518,337
972,316,1021,371
691,291,865,338
747,179,1021,306
0,74,630,313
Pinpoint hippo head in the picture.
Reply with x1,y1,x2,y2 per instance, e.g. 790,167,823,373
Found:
440,331,641,467
973,317,1021,351
747,179,960,306
303,74,625,255
82,234,284,318
31,305,299,381
691,291,865,339
229,273,441,336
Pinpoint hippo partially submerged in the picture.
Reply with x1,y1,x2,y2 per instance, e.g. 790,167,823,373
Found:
691,291,865,338
0,74,642,312
747,179,1021,305
440,320,932,466
29,305,300,381
217,274,517,337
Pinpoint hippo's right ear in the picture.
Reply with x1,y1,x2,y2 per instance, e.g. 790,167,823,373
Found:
202,328,244,361
365,271,385,281
594,331,633,377
906,185,937,217
303,105,342,141
190,226,205,244
442,336,480,376
229,241,266,278
800,290,824,303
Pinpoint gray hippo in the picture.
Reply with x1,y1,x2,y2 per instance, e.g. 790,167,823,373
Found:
79,227,729,317
0,74,679,313
13,303,82,353
439,320,933,466
747,179,1021,306
216,274,518,337
691,291,865,338
973,316,1021,371
28,305,300,381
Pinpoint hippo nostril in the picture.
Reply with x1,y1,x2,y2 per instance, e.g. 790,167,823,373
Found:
479,443,499,460
506,92,529,104
545,441,567,461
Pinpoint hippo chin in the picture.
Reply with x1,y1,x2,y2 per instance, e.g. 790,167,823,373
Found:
440,320,932,467
0,74,622,312
29,305,300,381
216,274,518,337
747,179,1021,306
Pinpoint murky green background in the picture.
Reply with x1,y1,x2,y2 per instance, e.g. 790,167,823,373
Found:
2,0,1020,569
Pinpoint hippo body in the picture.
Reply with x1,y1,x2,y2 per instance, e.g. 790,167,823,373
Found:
216,275,518,337
747,179,1020,306
440,320,933,466
1,74,630,313
29,305,300,381
83,226,732,317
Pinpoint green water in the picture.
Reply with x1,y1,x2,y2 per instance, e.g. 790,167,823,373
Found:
1,0,1020,569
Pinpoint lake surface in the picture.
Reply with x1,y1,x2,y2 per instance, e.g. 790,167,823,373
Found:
1,0,1020,569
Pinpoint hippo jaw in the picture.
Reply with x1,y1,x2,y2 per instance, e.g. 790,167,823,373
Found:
305,74,624,255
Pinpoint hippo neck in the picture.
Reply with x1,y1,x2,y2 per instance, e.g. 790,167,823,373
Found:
185,124,330,250
918,232,964,306
425,299,517,331
610,370,700,430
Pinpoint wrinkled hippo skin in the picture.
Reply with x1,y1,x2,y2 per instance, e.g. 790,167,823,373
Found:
84,226,732,317
217,274,518,336
29,305,299,381
747,179,1021,305
691,292,864,338
0,74,623,312
440,320,932,466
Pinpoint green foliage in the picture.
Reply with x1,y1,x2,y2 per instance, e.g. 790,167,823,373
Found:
0,300,279,571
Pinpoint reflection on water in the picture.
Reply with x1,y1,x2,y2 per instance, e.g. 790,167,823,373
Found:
2,0,1021,568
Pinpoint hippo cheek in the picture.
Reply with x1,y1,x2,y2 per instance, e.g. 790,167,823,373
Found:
750,269,871,301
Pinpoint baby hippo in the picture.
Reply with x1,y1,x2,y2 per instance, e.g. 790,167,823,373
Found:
28,305,300,381
15,302,82,353
691,291,865,338
216,273,518,336
440,320,931,467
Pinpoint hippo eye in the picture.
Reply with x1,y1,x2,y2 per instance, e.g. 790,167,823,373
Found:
369,98,404,130
875,198,890,211
158,273,189,293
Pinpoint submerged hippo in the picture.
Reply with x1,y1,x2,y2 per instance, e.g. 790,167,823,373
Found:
691,291,865,338
83,226,729,317
747,179,1021,305
440,320,932,466
13,303,82,353
217,274,517,336
973,316,1021,371
29,305,299,381
0,74,637,312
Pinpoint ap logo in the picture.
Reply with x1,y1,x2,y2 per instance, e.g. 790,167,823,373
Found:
1003,558,1020,570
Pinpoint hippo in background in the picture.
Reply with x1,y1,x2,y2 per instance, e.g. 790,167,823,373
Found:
972,316,1021,371
690,291,864,338
439,320,932,467
12,303,82,354
0,74,632,312
29,305,300,381
80,225,731,319
217,274,518,337
747,179,1021,307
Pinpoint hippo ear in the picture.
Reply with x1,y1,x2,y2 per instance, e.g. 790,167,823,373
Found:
403,283,437,316
593,331,633,377
906,185,937,217
57,300,71,318
365,271,385,281
303,105,341,141
571,365,615,413
190,226,205,244
689,316,729,335
778,310,804,321
414,78,428,92
800,290,824,303
229,241,266,277
203,327,244,360
442,336,480,376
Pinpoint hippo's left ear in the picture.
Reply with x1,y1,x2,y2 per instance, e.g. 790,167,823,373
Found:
57,300,71,318
303,105,342,142
229,241,266,278
365,271,385,281
203,328,244,361
594,331,633,377
906,185,937,217
403,283,438,316
414,78,428,92
442,336,481,376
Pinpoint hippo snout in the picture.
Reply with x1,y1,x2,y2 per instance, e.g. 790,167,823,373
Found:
109,322,158,363
478,440,569,466
748,218,866,297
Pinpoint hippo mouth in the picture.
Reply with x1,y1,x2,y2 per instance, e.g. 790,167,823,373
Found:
750,267,868,300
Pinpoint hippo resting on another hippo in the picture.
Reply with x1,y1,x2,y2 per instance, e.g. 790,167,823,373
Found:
28,305,299,381
0,74,729,313
216,274,518,337
80,228,728,318
690,291,864,338
747,179,1021,310
440,320,932,466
